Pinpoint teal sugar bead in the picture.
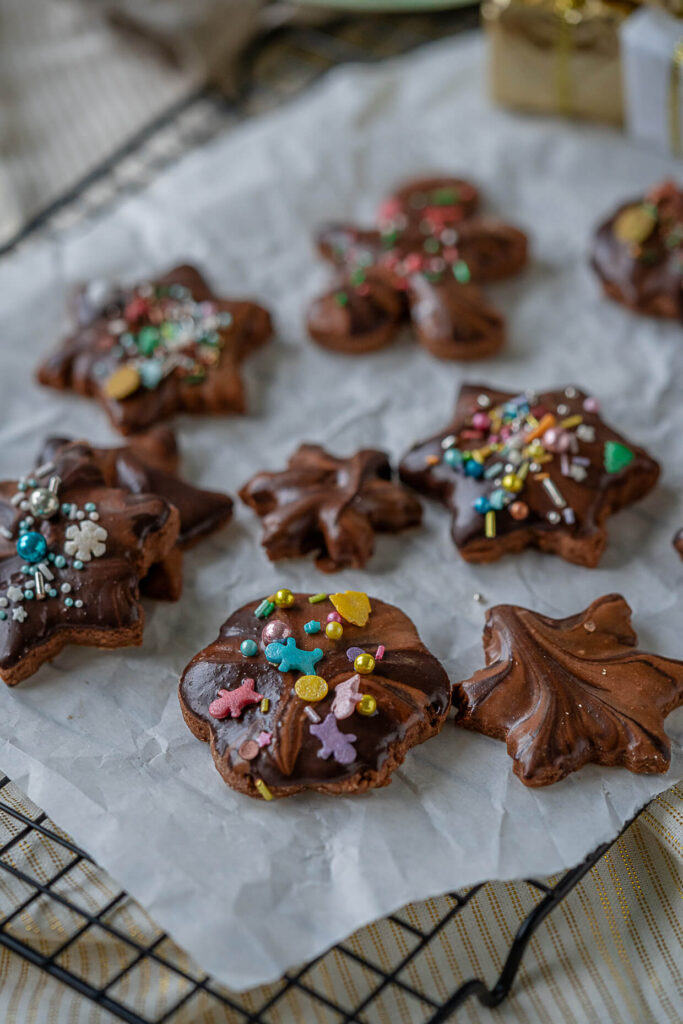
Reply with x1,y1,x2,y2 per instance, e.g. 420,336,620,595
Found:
240,638,259,657
443,448,462,468
16,531,47,564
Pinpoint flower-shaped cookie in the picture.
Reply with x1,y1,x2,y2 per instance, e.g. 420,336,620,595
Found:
0,443,179,684
36,265,273,434
179,590,451,798
307,177,528,360
239,444,422,572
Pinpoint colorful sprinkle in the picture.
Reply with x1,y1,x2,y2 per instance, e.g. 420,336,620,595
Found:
325,620,344,640
294,675,329,702
309,593,327,604
304,620,321,634
354,652,376,675
255,779,274,801
240,639,259,658
357,695,377,716
274,588,294,608
254,599,275,619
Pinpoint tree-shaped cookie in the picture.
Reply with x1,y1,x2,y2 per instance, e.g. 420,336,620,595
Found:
36,264,272,435
239,444,422,572
0,443,180,684
307,177,528,360
591,180,683,320
179,590,451,798
37,428,233,600
454,594,683,786
399,383,659,567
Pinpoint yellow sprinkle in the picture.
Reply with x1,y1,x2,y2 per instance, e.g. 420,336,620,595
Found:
560,415,583,429
295,675,328,702
357,694,377,716
260,698,269,713
485,510,496,538
309,593,327,604
274,588,294,608
255,779,273,801
354,653,376,675
526,414,539,429
534,455,553,464
103,365,141,400
330,591,371,627
325,620,343,640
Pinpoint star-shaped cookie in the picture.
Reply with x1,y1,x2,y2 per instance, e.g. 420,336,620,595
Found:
307,176,528,360
37,428,233,600
399,384,659,567
36,264,273,435
0,442,180,685
454,594,683,786
179,590,451,798
591,180,683,320
239,444,422,572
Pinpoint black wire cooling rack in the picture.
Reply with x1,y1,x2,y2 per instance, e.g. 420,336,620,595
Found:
0,7,648,1021
0,774,639,1023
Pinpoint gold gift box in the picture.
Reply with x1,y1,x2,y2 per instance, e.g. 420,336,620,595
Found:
482,0,638,124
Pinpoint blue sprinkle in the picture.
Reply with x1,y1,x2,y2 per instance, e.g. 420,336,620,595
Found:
24,591,34,600
61,503,71,515
240,638,259,657
443,448,463,468
0,612,6,621
464,460,484,479
488,489,507,511
73,560,84,570
139,359,164,390
84,502,96,512
474,496,491,514
304,620,321,634
64,597,74,607
54,555,66,568
17,481,27,492
48,589,57,598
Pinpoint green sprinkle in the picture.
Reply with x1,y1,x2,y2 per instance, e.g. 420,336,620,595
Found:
381,229,398,248
350,268,366,287
604,441,635,474
431,187,457,206
423,271,443,284
423,237,440,254
334,291,349,307
453,260,471,284
255,599,275,619
136,325,161,356
308,593,327,604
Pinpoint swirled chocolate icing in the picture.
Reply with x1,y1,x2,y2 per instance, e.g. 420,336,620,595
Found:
36,265,273,435
399,384,659,567
454,594,683,787
307,176,528,360
0,443,179,685
591,181,683,320
179,592,450,798
240,444,422,572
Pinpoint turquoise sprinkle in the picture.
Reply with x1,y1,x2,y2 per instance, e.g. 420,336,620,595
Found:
24,591,34,600
61,504,71,515
240,638,259,657
444,448,463,468
73,560,84,570
84,502,96,512
488,489,507,511
17,481,27,492
48,589,57,598
304,620,321,634
65,597,74,607
254,599,275,619
54,555,66,568
0,612,6,621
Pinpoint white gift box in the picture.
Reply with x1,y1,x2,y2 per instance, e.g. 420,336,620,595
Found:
621,8,683,157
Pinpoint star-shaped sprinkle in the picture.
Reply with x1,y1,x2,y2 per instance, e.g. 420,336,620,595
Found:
240,444,421,572
208,677,265,720
36,264,272,435
307,177,528,360
0,443,179,685
310,713,358,765
399,384,659,567
331,674,363,720
454,594,683,787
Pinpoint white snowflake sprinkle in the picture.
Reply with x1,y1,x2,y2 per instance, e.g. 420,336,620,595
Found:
64,521,108,561
7,586,24,603
12,607,27,623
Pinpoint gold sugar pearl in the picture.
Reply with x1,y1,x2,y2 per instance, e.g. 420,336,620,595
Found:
325,620,343,640
354,653,376,675
357,695,377,716
274,588,294,608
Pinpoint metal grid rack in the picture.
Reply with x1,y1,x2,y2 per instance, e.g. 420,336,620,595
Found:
0,775,639,1023
0,7,646,1021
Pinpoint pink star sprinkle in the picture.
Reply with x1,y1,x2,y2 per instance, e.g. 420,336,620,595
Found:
257,731,272,747
209,678,265,720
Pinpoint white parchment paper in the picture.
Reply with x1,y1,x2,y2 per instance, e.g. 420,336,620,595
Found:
0,34,682,991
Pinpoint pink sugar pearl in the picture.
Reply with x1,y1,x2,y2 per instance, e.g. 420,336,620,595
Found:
261,620,292,644
542,428,572,453
472,412,491,431
583,396,600,413
327,611,342,623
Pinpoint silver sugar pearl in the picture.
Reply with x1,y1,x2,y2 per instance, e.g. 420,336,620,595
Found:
477,394,491,409
29,487,60,519
564,387,577,399
547,511,561,524
557,404,569,416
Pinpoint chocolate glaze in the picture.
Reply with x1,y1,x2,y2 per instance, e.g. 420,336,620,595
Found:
591,181,683,320
37,428,233,551
454,594,683,786
399,384,659,567
179,593,451,798
0,443,179,684
307,177,528,360
36,265,273,435
240,444,422,572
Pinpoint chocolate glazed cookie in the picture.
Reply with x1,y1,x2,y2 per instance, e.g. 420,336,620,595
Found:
591,180,683,320
307,176,528,360
179,590,451,799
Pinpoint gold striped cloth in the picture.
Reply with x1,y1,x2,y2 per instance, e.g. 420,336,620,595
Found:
0,781,680,1022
